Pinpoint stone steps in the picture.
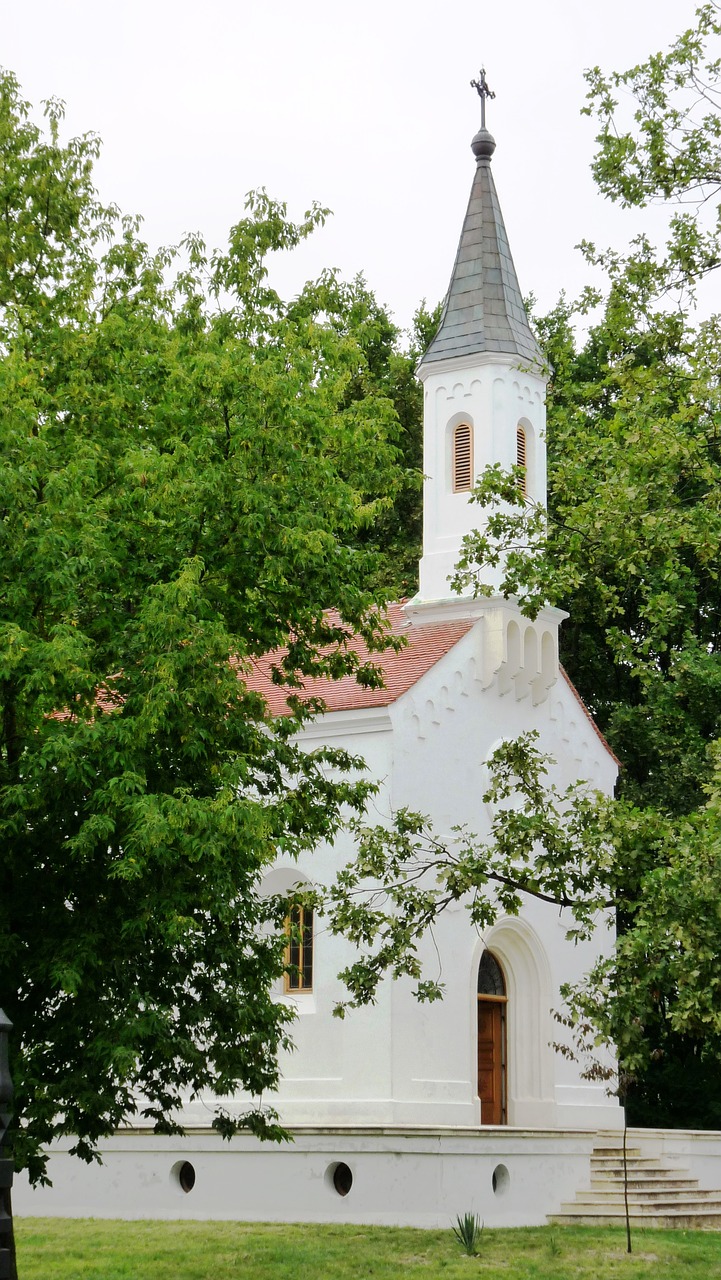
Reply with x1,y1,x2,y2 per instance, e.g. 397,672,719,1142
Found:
552,1210,721,1230
549,1138,721,1230
591,1178,699,1191
594,1162,671,1172
576,1191,720,1208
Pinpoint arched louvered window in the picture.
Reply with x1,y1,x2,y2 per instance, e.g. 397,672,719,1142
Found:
516,426,527,496
285,903,314,992
453,423,473,492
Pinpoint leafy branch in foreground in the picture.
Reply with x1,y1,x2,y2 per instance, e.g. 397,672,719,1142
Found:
584,2,721,294
327,733,614,1016
559,741,721,1081
328,732,721,1095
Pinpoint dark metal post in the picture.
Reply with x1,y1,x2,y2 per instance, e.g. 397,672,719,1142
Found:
470,67,496,130
0,1010,17,1280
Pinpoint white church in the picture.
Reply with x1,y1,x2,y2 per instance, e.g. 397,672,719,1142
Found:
21,92,721,1231
248,109,621,1142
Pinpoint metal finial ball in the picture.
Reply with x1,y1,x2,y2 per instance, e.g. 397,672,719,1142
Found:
471,128,496,160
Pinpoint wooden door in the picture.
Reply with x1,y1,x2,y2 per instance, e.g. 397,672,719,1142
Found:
477,997,506,1124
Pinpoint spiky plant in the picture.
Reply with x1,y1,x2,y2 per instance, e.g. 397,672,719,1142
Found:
451,1212,484,1256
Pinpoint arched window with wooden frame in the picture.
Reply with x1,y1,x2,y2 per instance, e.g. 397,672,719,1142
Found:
452,422,473,492
516,425,527,497
285,902,314,992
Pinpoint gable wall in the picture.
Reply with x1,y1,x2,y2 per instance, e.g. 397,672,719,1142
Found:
226,618,621,1134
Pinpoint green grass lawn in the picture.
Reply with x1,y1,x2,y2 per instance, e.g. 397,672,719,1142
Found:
13,1218,721,1279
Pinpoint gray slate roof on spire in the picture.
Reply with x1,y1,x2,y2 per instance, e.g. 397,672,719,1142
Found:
420,134,544,370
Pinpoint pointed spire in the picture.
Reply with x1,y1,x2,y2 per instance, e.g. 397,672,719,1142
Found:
420,76,544,371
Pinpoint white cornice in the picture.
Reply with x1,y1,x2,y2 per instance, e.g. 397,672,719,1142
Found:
403,595,568,627
417,349,548,384
297,707,393,742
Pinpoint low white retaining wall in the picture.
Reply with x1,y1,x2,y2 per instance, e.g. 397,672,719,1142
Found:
14,1126,597,1228
627,1127,721,1192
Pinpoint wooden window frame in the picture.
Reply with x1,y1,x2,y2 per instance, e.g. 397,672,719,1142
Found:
284,903,314,993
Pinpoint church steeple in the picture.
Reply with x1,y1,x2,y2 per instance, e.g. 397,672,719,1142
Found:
420,75,543,372
414,77,548,607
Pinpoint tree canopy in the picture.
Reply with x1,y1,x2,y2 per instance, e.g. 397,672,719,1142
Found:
0,71,419,1182
327,5,721,1127
584,0,721,295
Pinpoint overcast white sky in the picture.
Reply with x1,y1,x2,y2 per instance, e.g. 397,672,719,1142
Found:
4,0,702,334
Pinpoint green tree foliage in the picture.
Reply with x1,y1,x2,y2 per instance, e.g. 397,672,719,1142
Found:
360,301,438,598
453,292,721,816
559,744,721,1099
452,9,721,819
328,8,721,1128
0,71,414,1182
584,1,721,293
305,281,434,598
458,17,721,1110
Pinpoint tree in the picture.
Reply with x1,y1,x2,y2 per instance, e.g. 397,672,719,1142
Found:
328,7,721,1128
584,1,721,296
454,12,721,810
0,72,413,1183
357,300,440,598
455,287,721,1121
326,732,721,1124
297,278,434,599
452,291,721,817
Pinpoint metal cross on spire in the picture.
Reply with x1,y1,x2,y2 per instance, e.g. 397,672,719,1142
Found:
470,68,495,129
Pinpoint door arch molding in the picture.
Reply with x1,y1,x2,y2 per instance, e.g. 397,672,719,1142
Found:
471,918,555,1125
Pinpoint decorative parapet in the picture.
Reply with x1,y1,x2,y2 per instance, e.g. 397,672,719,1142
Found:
478,601,567,706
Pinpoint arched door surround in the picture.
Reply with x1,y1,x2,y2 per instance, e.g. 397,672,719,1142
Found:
473,918,556,1128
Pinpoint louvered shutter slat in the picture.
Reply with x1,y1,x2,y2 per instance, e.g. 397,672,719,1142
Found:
516,427,527,494
453,424,473,491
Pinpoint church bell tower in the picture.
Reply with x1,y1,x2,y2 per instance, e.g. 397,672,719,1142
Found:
407,73,562,706
415,73,548,606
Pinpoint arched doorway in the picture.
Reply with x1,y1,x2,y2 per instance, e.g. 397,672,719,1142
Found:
477,950,507,1125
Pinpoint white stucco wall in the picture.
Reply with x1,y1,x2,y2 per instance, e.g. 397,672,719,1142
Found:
14,1127,600,1227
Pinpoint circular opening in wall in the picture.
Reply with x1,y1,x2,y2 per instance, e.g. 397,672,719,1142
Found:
171,1160,196,1194
326,1161,353,1197
492,1163,509,1196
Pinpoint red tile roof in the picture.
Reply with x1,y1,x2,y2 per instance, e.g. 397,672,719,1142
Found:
245,601,475,715
246,608,619,769
51,678,124,722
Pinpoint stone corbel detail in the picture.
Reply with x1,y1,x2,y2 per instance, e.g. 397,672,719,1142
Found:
479,604,562,706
